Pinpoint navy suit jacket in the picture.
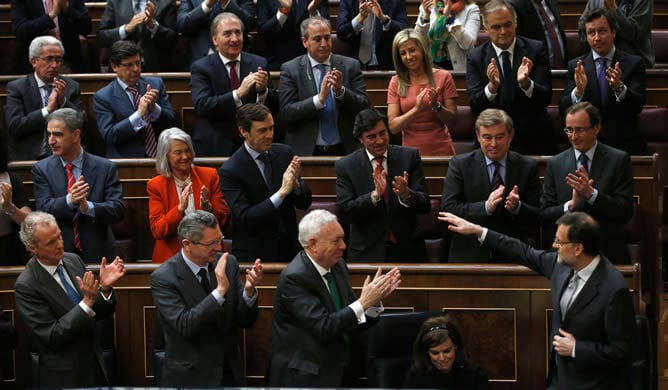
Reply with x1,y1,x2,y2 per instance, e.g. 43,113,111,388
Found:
539,143,634,263
256,0,329,70
279,54,370,155
93,76,178,158
10,0,91,72
559,50,647,155
482,230,635,390
219,143,312,262
441,149,541,262
14,253,116,387
190,52,278,157
32,151,126,263
335,145,430,262
4,74,82,161
150,251,258,386
336,0,407,69
466,36,555,154
266,251,367,387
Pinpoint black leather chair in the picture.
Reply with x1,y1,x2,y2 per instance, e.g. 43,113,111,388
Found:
366,311,435,388
632,314,654,390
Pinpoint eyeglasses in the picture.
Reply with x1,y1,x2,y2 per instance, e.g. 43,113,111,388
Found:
192,236,224,249
117,60,141,69
37,56,64,65
553,238,574,247
563,127,591,135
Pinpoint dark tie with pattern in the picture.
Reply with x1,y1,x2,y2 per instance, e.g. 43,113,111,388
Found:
490,161,503,190
198,268,212,293
56,264,81,304
597,57,610,109
257,152,273,190
578,153,589,174
65,163,82,251
126,84,158,157
324,271,342,310
500,51,513,106
228,60,240,90
40,85,53,158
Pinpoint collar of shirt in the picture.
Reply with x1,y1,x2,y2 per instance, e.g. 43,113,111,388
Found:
573,142,597,164
36,258,63,277
34,73,52,88
59,149,84,170
592,46,616,63
244,142,266,159
180,248,211,279
364,149,388,166
219,53,242,67
483,154,507,168
574,255,600,284
491,38,517,60
116,77,135,91
305,251,330,279
307,54,332,69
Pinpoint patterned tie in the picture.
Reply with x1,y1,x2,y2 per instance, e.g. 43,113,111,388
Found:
40,85,53,157
316,64,338,144
257,152,273,190
490,161,503,190
578,153,589,175
559,271,580,319
618,0,633,16
532,0,563,68
359,14,374,65
228,60,240,90
126,85,158,158
56,264,81,304
373,156,397,243
597,57,609,109
65,163,82,251
323,271,342,310
198,268,212,293
500,51,513,106
44,0,61,40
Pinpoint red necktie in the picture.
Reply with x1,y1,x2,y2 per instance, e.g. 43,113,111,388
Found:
65,163,82,251
126,85,158,158
228,60,240,90
373,156,396,243
44,0,61,40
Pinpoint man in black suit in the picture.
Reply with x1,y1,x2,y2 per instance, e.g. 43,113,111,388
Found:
14,211,125,387
190,13,278,157
541,102,634,264
336,0,407,70
559,7,647,155
10,0,91,73
219,103,312,262
150,210,262,386
508,0,567,69
97,0,177,71
336,108,430,262
440,211,636,389
466,0,555,155
266,209,401,387
441,108,541,262
279,16,370,156
4,36,82,162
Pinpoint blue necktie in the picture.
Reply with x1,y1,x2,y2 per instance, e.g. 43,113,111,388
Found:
597,57,609,109
316,64,338,144
490,161,503,190
56,264,81,305
578,153,589,174
257,152,273,190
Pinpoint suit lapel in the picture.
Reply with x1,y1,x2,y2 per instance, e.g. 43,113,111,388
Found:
564,262,604,320
583,54,602,107
28,75,44,108
47,156,68,196
214,54,232,91
555,267,573,321
113,79,137,117
30,257,76,311
589,143,606,180
304,56,318,96
301,252,338,312
174,252,209,302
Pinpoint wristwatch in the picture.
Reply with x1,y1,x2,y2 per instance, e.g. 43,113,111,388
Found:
432,102,444,112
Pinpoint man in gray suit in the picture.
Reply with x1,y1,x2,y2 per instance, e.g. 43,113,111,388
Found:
150,210,263,387
14,211,126,388
279,16,370,156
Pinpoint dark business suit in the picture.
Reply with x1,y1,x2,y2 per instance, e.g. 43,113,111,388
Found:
466,36,555,155
150,251,258,386
0,306,15,381
219,143,312,262
482,230,635,390
4,74,81,162
32,151,126,263
441,150,541,262
508,0,567,67
97,0,177,71
10,0,91,72
336,0,407,69
190,52,278,157
279,54,370,155
559,50,647,155
540,143,634,263
176,0,256,64
335,145,431,262
266,251,367,387
256,0,329,70
93,76,178,158
13,253,116,387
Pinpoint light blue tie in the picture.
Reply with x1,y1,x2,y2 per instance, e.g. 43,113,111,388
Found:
56,264,81,305
316,64,338,144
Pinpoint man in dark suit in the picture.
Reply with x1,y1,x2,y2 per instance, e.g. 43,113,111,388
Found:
441,108,541,262
336,0,407,70
257,0,329,70
466,0,555,155
150,210,262,386
93,40,178,158
33,108,126,263
14,211,126,387
177,0,256,65
440,211,636,389
508,0,567,69
559,7,647,155
98,0,177,71
10,0,91,73
279,16,370,156
541,102,634,264
266,209,401,387
4,36,83,162
336,108,430,262
191,13,278,157
219,104,312,262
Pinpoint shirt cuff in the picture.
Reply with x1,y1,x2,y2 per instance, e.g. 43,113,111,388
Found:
233,89,242,107
243,287,258,305
79,301,96,317
587,188,599,204
99,288,113,301
521,79,535,97
365,301,384,318
129,112,146,132
81,201,96,217
147,20,160,35
334,86,346,99
270,192,283,208
201,1,212,13
352,16,363,32
614,84,628,101
147,104,163,122
211,289,226,305
119,25,128,40
571,340,576,358
350,300,366,324
276,10,288,26
478,227,488,244
382,17,392,31
485,84,497,101
571,89,582,104
313,95,325,109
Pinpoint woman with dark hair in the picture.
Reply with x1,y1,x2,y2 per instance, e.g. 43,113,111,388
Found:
403,314,490,389
0,137,31,265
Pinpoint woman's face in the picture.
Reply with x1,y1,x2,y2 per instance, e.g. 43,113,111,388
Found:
168,140,193,176
428,338,457,373
398,39,424,72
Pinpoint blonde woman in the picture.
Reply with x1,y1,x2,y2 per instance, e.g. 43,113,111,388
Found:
387,29,458,156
